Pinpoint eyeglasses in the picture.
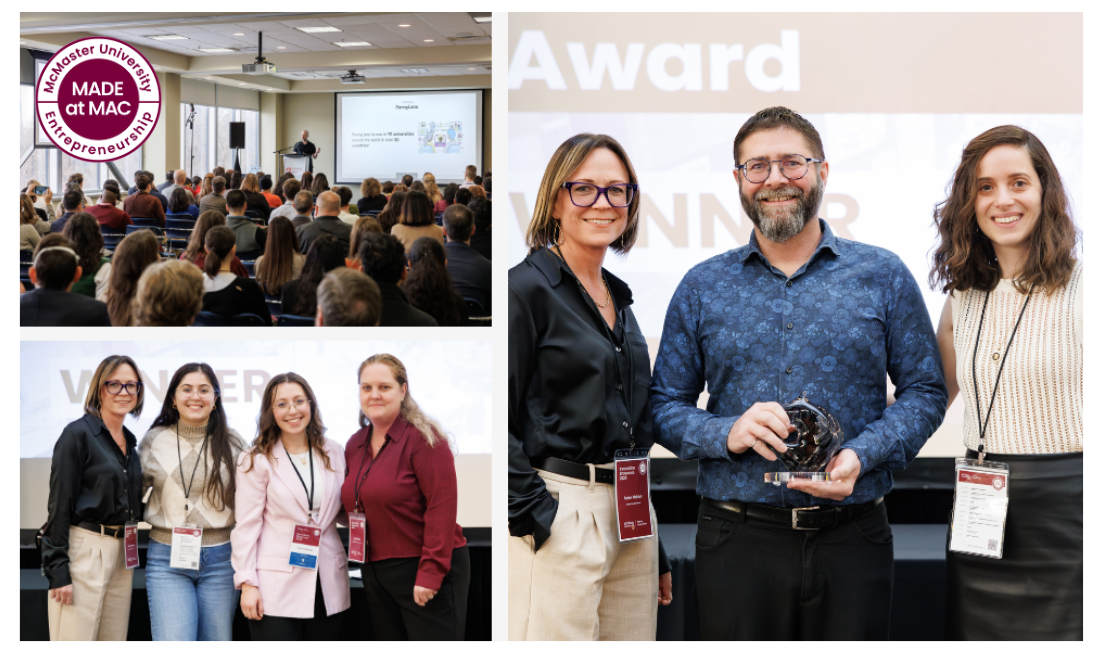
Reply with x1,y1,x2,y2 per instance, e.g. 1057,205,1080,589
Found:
177,386,218,398
560,182,638,208
103,381,142,396
736,155,824,183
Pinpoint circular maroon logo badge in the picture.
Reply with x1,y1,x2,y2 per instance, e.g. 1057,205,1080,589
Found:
35,37,160,163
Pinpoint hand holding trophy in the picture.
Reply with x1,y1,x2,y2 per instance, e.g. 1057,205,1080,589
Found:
764,392,842,486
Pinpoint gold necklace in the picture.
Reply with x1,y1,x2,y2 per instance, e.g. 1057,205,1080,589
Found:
580,276,612,309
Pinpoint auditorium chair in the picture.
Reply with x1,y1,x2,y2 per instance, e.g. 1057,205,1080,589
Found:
263,293,283,318
465,298,490,322
20,250,33,286
102,233,125,251
240,259,257,278
100,225,127,236
434,213,444,226
366,210,382,216
164,217,196,229
276,314,315,327
126,224,164,239
131,217,162,228
191,311,268,327
165,212,194,221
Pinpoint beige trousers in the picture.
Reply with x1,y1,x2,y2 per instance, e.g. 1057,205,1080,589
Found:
509,464,659,640
48,526,133,641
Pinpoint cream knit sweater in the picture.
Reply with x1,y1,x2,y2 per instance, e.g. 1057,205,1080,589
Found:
138,422,248,546
951,261,1083,454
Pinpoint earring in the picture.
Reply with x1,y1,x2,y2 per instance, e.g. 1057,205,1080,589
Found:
553,221,563,246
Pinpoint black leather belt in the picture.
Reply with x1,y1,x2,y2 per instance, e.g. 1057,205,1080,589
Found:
703,496,883,530
531,457,615,485
77,522,125,538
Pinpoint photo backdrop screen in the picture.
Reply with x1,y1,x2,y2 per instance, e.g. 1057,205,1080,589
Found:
335,90,482,185
20,340,492,458
507,13,1082,456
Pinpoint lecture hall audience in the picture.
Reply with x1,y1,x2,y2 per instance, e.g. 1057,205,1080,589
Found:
18,165,488,327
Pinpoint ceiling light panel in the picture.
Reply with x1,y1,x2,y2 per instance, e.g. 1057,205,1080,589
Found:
294,25,341,33
146,34,188,40
335,41,373,47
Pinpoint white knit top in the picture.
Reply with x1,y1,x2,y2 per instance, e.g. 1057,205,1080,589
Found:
951,260,1083,454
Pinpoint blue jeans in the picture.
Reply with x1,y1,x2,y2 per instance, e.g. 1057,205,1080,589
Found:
145,540,238,640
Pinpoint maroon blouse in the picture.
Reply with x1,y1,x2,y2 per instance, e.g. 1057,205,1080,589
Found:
341,415,466,590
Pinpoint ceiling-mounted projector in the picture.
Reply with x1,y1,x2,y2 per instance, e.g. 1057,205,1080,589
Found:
340,70,366,84
242,31,277,74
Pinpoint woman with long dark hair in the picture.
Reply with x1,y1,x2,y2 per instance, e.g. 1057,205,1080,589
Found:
255,216,305,296
403,237,466,326
228,170,242,191
169,187,200,219
181,211,249,278
341,355,469,639
279,234,344,317
434,183,457,214
62,213,110,300
199,226,271,322
346,215,383,270
310,173,330,205
391,191,444,253
376,190,406,234
105,229,160,326
232,373,350,640
43,355,146,640
931,125,1082,640
139,363,248,640
299,171,314,196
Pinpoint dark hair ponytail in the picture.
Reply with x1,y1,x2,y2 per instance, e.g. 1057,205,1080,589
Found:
203,226,236,279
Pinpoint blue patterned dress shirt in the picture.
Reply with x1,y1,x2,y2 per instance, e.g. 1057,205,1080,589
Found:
651,220,948,507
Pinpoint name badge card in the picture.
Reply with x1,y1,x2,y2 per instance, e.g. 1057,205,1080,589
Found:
170,526,203,570
614,449,654,542
949,458,1010,559
289,524,321,569
124,523,139,569
348,512,367,564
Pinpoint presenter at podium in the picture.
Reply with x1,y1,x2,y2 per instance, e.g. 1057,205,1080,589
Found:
294,130,320,173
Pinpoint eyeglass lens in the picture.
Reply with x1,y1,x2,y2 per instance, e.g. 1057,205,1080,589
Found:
568,183,635,207
105,381,141,395
743,155,811,183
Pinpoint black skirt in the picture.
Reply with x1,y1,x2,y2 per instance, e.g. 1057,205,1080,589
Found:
946,450,1082,640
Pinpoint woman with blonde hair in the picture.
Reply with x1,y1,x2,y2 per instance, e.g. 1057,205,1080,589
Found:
43,355,146,640
20,193,42,251
419,173,441,204
133,260,206,327
241,173,272,222
340,354,469,640
508,133,671,641
198,174,215,201
931,125,1082,640
232,373,350,640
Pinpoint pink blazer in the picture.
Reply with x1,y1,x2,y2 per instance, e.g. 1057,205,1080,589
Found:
231,438,351,619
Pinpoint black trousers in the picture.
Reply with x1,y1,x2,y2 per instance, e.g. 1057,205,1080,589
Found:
361,545,470,641
248,576,345,641
695,499,894,640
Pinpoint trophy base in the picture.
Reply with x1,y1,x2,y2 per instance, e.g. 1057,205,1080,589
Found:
764,472,833,486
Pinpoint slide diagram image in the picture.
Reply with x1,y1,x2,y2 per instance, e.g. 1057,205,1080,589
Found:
418,120,463,154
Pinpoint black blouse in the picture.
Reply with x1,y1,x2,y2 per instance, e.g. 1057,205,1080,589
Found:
509,248,662,557
42,413,143,589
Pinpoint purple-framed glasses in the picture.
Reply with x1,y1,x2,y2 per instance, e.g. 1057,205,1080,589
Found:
559,181,638,208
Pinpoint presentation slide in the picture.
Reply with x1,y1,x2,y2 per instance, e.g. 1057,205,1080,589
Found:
20,340,491,458
335,90,482,185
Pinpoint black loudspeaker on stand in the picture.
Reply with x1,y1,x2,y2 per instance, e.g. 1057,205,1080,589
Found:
230,121,245,173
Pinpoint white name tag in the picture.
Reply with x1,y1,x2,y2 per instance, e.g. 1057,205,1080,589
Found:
949,459,1009,559
170,526,203,570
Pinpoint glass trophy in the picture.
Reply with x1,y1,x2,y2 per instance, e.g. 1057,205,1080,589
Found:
763,392,843,486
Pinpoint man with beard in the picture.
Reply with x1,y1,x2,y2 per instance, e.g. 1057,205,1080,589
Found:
649,107,947,640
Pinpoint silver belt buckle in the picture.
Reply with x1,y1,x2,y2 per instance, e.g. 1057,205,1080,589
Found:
791,507,820,531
